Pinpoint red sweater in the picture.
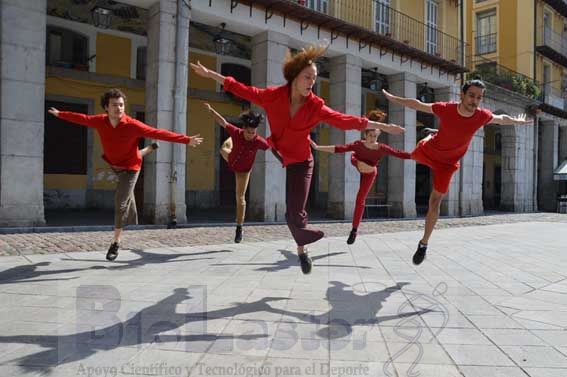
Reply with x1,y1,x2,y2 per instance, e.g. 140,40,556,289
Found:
223,76,368,166
225,123,270,172
334,140,411,166
57,112,192,171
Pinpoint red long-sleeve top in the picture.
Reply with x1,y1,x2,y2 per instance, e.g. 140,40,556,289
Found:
223,76,369,167
334,140,411,166
225,123,270,172
57,112,192,171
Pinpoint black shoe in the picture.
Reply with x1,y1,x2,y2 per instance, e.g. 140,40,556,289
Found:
347,229,357,245
151,142,159,150
234,225,242,243
412,242,427,265
298,253,312,274
106,242,119,261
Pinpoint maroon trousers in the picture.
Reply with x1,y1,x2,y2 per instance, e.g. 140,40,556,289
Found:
285,159,324,247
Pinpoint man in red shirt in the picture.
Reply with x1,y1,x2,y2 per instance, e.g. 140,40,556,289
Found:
48,88,203,261
204,103,271,243
383,79,531,265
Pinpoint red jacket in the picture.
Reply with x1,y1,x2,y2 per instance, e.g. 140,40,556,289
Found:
57,112,191,171
223,76,368,166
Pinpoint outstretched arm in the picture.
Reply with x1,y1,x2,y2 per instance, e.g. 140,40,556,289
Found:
191,61,266,106
491,113,532,126
48,107,99,128
382,89,434,114
203,103,229,128
190,61,226,85
366,120,405,135
310,140,336,153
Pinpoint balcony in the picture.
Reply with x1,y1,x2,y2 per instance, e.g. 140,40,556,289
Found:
467,58,541,100
475,33,497,55
235,0,468,74
541,86,566,110
536,26,567,67
541,0,567,18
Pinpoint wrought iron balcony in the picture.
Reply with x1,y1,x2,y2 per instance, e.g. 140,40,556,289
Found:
467,57,541,100
475,33,497,55
536,25,567,67
231,0,468,74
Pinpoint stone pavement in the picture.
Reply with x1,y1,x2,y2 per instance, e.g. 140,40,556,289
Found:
0,212,566,256
0,220,566,376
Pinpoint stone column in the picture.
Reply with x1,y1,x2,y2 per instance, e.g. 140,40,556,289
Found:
435,86,460,216
144,0,189,224
247,30,288,221
538,120,559,211
386,73,417,218
0,0,47,226
459,130,484,215
327,54,363,219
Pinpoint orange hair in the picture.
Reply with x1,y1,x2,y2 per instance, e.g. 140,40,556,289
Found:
365,109,387,122
282,44,327,83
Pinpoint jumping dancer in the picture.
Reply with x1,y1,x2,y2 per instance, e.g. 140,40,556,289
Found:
311,110,411,245
48,88,203,261
382,79,531,265
203,103,270,243
191,44,404,274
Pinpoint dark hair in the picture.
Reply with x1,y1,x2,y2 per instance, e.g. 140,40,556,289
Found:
462,79,486,94
240,111,263,129
100,88,127,110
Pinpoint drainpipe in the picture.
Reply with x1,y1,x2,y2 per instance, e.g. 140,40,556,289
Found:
168,0,188,229
533,0,539,212
458,0,465,217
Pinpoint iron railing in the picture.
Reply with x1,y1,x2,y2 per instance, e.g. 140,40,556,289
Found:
475,33,497,55
536,25,567,57
306,0,466,66
468,57,542,100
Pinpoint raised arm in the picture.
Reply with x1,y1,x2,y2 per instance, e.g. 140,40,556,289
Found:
382,89,433,114
48,108,99,128
190,61,225,85
491,113,532,126
191,61,266,106
310,140,336,153
366,120,405,135
203,103,229,128
381,144,412,160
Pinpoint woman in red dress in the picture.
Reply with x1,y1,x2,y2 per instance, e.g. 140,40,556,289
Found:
191,45,404,274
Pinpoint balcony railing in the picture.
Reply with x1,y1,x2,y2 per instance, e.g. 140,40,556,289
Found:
541,86,566,110
536,25,567,66
328,1,465,66
467,57,541,100
475,33,497,55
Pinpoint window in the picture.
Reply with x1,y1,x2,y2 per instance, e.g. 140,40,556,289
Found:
476,9,496,54
375,0,391,35
136,46,147,80
221,63,251,104
543,64,551,97
44,101,88,174
306,0,328,14
46,26,89,70
425,0,439,55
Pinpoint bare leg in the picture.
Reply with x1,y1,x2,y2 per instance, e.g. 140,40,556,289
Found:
220,137,233,162
421,189,445,245
113,227,122,243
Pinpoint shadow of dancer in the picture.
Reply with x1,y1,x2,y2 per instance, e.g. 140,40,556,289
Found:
61,248,233,271
213,249,371,272
0,262,103,285
0,287,273,374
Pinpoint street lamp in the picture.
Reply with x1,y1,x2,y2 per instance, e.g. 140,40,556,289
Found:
213,23,232,56
92,6,113,29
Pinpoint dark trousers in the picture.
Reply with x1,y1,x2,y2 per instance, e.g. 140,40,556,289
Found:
285,159,324,247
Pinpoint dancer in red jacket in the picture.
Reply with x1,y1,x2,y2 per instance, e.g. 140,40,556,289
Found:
383,79,531,265
204,103,270,243
48,88,203,261
311,110,411,245
191,44,404,274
